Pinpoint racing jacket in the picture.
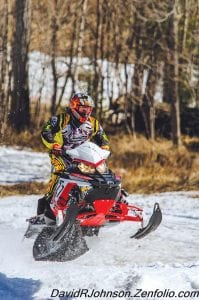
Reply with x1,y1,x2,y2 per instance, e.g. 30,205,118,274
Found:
41,109,110,151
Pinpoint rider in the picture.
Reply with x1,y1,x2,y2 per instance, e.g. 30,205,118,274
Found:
36,92,110,220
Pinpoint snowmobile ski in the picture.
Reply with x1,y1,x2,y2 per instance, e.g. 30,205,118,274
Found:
24,215,47,238
24,222,47,239
130,203,162,239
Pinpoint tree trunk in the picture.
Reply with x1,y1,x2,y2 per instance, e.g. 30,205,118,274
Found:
50,0,58,116
130,8,144,135
144,56,158,140
0,0,9,135
162,0,181,145
74,0,88,87
9,0,30,131
181,0,189,52
92,0,101,115
170,1,181,145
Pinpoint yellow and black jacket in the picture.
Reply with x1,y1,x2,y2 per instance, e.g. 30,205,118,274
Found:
41,109,110,151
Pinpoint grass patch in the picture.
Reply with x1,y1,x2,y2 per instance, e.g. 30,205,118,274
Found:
0,182,47,198
0,128,45,152
108,135,199,193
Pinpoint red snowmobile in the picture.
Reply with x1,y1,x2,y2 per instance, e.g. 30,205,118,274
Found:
25,142,162,261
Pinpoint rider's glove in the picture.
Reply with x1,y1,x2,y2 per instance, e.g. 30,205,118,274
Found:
51,143,63,156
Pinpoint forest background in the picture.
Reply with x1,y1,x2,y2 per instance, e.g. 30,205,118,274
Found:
0,0,199,195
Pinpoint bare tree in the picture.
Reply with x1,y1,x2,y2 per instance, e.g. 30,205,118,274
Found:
0,0,12,136
9,0,31,131
74,0,88,85
0,0,8,135
130,5,144,135
163,0,181,145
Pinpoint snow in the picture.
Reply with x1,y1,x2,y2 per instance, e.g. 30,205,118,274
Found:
0,147,199,299
0,193,199,300
28,50,163,104
0,146,50,184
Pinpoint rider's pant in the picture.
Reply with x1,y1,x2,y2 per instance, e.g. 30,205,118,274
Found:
36,154,69,216
46,153,67,198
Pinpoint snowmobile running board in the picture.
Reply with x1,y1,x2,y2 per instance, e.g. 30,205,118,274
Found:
130,203,162,239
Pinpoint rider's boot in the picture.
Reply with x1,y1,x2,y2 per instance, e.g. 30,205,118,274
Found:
29,195,49,225
37,195,48,215
117,188,129,204
28,214,45,225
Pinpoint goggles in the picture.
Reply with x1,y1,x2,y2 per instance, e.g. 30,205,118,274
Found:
77,105,93,115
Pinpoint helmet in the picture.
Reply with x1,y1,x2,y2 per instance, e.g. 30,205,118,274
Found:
69,92,94,123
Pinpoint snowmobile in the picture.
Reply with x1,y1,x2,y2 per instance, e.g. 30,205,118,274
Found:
25,141,162,261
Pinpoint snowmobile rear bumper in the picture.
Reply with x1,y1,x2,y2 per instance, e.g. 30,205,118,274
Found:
131,203,162,239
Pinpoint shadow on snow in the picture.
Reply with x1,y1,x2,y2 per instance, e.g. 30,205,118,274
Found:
0,272,41,300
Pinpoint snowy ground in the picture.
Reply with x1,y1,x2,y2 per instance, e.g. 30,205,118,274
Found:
0,146,50,184
0,147,199,300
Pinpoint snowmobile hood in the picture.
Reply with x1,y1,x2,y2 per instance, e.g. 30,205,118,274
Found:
65,142,110,165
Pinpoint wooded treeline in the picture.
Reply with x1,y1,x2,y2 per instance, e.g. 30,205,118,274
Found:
0,0,198,145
